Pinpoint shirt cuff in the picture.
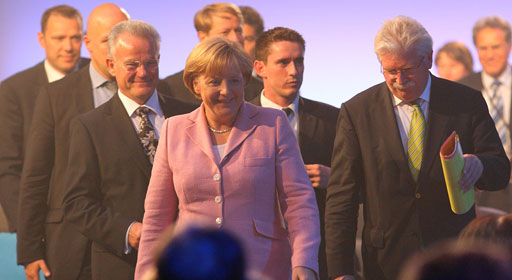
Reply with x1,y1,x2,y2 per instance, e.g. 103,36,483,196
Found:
124,221,137,254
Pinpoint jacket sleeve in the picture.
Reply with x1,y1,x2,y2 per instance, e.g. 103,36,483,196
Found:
62,117,135,257
16,86,54,264
325,104,361,277
0,80,23,232
135,119,178,280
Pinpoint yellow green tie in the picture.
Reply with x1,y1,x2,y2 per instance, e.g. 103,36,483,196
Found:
408,100,425,181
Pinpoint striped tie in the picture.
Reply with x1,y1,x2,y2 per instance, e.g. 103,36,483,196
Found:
408,100,425,181
489,80,508,152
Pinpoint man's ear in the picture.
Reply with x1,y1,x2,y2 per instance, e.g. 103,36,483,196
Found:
254,60,266,79
106,58,116,77
197,31,208,42
38,32,46,49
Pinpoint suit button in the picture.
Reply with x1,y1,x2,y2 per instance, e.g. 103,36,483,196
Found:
215,196,222,203
215,217,222,225
415,193,421,199
213,174,221,181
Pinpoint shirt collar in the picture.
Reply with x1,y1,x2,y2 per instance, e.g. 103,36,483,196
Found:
44,59,67,83
118,89,162,117
392,74,431,107
260,90,300,115
482,64,511,89
89,63,110,88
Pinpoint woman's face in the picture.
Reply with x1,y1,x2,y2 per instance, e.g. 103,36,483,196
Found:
436,52,469,81
193,61,245,126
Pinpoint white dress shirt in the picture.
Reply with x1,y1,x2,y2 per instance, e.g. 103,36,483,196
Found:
44,59,67,83
260,90,300,139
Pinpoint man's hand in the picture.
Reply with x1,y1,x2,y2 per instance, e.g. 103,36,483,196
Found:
128,222,143,250
24,259,51,280
305,164,331,189
292,266,317,280
459,154,483,192
334,276,355,280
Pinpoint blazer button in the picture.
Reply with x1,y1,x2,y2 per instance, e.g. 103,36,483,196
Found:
213,174,221,181
215,196,222,203
215,217,222,225
415,193,421,199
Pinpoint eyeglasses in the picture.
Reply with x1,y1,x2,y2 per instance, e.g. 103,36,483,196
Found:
121,58,159,72
381,56,424,78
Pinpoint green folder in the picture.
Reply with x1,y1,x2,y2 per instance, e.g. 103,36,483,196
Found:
440,131,475,214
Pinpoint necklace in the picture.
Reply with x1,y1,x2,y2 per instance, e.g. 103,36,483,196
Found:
208,125,232,134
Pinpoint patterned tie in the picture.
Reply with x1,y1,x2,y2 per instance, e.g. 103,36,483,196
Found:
407,100,426,181
489,80,508,153
134,107,158,164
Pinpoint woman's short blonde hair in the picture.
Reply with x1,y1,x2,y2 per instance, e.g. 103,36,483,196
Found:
183,37,253,99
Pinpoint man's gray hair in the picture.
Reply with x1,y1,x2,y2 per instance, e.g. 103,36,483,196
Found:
472,15,511,45
374,16,433,61
108,20,161,58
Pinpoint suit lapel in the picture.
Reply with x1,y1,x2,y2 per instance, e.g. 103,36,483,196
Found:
107,94,152,179
185,105,218,165
224,102,258,160
298,97,318,148
418,76,452,183
373,83,416,183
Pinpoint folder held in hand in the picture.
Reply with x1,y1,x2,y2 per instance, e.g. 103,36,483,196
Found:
440,131,475,214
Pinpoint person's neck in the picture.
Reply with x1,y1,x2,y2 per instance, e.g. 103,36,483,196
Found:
263,90,296,108
92,60,113,80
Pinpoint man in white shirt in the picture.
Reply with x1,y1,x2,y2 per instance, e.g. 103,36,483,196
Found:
0,4,87,234
62,20,195,280
16,4,130,280
250,27,339,280
459,15,512,213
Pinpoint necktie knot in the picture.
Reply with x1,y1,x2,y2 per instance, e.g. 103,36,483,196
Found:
134,106,157,164
135,106,151,117
282,107,294,117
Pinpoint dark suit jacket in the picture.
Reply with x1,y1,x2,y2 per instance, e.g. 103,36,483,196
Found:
160,70,263,106
62,93,195,280
0,58,88,232
17,64,96,279
325,75,510,280
250,94,339,280
458,71,512,213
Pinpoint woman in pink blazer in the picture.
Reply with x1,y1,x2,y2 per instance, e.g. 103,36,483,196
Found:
135,37,320,280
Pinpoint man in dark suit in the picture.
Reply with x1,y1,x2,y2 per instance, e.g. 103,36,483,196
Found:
325,16,510,280
0,4,87,233
250,27,339,280
458,15,512,213
160,2,262,106
62,20,195,280
16,4,129,280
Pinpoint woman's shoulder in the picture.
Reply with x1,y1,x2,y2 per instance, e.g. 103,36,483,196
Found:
165,107,201,127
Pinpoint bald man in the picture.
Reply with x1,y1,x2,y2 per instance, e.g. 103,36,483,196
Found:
16,4,129,280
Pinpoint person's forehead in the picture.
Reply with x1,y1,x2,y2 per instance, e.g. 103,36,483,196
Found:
45,14,80,32
268,41,304,55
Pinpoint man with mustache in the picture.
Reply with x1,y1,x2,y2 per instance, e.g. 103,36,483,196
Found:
459,16,512,214
325,16,510,280
250,27,339,280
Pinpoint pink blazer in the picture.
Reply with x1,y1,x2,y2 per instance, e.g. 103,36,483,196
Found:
135,102,320,279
